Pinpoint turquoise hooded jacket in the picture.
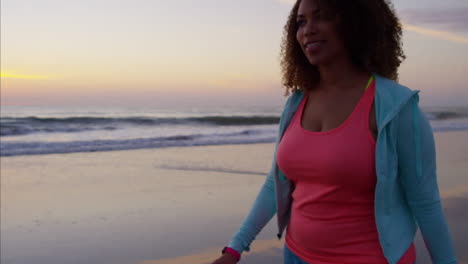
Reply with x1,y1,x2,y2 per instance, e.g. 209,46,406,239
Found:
228,75,457,264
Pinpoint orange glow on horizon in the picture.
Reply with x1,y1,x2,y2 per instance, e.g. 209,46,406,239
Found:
1,72,52,80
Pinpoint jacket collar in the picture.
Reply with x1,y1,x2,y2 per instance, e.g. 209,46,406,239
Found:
286,74,420,133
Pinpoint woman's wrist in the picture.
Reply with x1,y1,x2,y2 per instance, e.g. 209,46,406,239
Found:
222,247,241,262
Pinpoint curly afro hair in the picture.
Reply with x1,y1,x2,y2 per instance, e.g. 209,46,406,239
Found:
280,0,406,95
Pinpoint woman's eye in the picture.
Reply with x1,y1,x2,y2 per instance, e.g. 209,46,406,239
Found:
297,19,306,27
310,11,323,20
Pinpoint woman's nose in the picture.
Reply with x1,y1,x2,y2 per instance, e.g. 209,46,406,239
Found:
303,22,318,36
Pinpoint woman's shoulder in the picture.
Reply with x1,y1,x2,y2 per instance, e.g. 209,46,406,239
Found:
283,89,305,110
374,74,419,100
368,74,421,130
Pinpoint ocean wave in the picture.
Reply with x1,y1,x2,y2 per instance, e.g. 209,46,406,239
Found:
424,111,468,121
0,129,275,157
2,108,468,141
0,116,280,136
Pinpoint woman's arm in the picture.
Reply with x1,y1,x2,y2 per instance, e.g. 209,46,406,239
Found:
227,162,278,254
226,95,295,255
397,96,457,264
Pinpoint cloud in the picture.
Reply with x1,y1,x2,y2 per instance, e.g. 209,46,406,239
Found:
403,23,468,45
0,72,51,80
400,7,468,33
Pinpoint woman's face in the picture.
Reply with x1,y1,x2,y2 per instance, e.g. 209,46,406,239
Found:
296,0,347,66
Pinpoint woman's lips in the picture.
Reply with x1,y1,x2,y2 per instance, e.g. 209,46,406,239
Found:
305,41,325,53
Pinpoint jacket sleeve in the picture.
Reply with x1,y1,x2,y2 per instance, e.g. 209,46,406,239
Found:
227,96,293,254
397,95,458,264
227,160,278,254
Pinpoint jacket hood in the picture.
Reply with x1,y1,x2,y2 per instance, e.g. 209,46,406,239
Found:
373,74,420,132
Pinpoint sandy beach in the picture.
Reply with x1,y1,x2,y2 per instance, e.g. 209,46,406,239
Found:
1,131,467,264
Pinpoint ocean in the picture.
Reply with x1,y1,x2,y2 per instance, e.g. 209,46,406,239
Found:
1,105,468,157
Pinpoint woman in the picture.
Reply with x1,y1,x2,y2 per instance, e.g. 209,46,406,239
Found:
212,0,457,263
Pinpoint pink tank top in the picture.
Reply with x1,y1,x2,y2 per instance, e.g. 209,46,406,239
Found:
276,79,416,264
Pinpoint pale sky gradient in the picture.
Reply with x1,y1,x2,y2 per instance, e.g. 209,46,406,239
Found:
1,0,467,107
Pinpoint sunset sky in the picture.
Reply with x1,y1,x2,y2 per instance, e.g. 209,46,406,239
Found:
1,0,467,107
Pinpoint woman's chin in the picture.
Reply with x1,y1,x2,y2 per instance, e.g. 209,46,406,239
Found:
307,59,323,67
306,56,333,67
305,55,326,66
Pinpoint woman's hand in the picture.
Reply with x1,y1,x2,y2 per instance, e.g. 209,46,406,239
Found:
210,253,239,264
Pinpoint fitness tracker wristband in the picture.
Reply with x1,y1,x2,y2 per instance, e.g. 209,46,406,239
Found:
222,246,241,262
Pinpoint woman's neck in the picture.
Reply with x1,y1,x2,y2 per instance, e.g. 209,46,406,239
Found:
316,57,369,92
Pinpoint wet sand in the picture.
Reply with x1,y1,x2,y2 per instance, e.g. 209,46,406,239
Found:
1,131,467,264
